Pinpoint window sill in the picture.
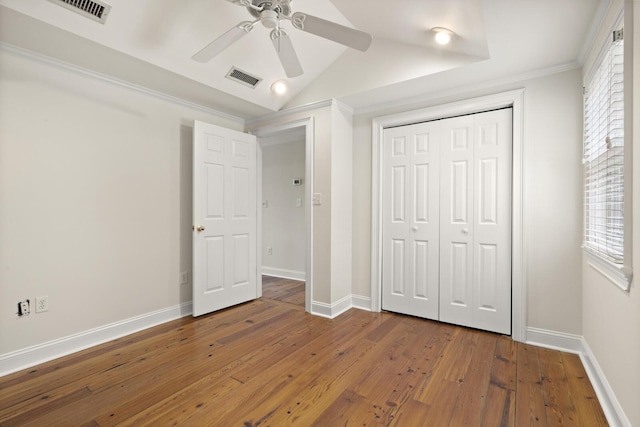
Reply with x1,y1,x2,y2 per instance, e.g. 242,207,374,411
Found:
584,249,632,292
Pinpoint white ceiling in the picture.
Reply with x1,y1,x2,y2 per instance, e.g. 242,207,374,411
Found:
0,0,604,119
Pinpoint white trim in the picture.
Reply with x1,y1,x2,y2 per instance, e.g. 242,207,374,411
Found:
262,268,306,281
525,327,583,354
246,100,333,128
584,249,633,291
370,89,527,342
251,117,315,314
310,295,352,319
0,302,192,377
351,295,372,311
0,42,244,125
580,339,632,427
578,0,615,65
257,140,263,299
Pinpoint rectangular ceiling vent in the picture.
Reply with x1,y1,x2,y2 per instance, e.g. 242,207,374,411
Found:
48,0,112,24
226,67,262,89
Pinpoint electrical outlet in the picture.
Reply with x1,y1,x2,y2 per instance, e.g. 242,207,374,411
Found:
267,247,273,255
36,296,49,313
179,271,188,285
17,300,30,317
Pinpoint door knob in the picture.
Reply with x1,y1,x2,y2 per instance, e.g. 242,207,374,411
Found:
196,225,205,232
462,228,469,235
412,226,418,232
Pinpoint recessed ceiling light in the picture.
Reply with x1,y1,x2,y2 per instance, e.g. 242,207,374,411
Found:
432,27,453,45
271,80,288,95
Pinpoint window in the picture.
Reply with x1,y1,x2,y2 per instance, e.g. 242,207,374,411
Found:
583,20,632,291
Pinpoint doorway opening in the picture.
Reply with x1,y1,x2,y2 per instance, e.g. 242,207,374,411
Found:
253,118,314,313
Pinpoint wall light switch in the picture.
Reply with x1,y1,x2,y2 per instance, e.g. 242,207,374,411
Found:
313,193,322,206
262,200,268,208
296,198,302,208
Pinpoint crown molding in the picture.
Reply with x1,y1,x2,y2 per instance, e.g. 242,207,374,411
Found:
0,42,245,125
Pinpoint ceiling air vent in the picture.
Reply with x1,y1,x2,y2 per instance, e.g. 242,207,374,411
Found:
48,0,112,24
226,67,262,89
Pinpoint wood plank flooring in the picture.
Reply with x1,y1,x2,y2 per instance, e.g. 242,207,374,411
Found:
262,276,305,307
0,279,607,426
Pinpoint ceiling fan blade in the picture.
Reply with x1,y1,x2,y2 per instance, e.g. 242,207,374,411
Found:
291,12,372,52
271,30,303,78
192,22,254,63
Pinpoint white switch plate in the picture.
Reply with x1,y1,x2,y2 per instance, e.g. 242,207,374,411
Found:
296,198,302,208
313,193,322,206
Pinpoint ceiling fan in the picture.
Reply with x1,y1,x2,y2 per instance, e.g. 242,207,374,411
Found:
192,0,373,78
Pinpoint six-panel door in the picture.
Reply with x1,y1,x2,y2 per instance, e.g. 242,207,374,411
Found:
193,121,257,317
382,122,441,320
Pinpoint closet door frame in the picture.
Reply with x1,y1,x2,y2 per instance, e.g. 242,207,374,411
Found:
371,89,526,342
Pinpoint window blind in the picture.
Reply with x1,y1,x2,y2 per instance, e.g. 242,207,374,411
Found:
583,35,624,264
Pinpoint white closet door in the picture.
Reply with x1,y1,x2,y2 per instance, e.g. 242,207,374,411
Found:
382,122,440,320
439,115,475,328
472,109,512,334
439,109,512,334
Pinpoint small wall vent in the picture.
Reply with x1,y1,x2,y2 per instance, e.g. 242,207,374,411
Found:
226,67,262,89
48,0,112,24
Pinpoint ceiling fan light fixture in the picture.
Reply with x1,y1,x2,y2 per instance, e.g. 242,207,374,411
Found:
433,27,453,45
261,9,278,28
271,80,288,95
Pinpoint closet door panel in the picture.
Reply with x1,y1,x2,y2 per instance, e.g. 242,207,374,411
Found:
439,116,474,328
473,109,512,334
382,123,440,319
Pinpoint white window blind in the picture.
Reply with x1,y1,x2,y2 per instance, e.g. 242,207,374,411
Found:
583,32,624,264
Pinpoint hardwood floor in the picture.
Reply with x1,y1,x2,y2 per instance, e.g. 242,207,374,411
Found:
262,276,305,307
0,283,607,426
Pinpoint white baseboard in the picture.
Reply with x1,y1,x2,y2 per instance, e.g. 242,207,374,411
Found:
311,295,352,319
262,267,306,281
525,327,583,354
580,339,631,427
525,327,630,427
351,295,372,311
0,302,192,377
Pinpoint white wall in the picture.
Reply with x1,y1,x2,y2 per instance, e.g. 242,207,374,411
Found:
352,68,585,335
330,103,353,304
581,1,640,425
0,48,242,355
261,140,306,278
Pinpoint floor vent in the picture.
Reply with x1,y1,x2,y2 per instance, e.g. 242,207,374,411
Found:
226,67,262,89
48,0,112,24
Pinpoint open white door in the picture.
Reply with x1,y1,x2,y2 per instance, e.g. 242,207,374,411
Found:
193,121,258,317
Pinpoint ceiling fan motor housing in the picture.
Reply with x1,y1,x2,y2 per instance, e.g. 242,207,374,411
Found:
260,9,278,28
